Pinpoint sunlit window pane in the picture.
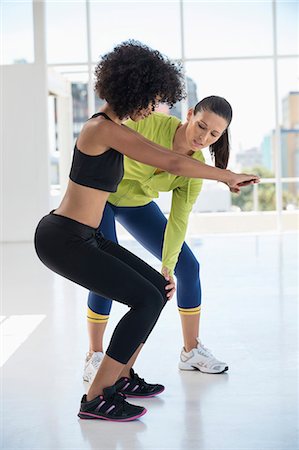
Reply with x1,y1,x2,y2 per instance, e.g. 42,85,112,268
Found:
277,1,299,55
46,2,87,63
277,58,299,125
231,182,277,212
183,1,273,58
2,1,34,64
185,60,275,173
278,58,299,208
90,0,181,60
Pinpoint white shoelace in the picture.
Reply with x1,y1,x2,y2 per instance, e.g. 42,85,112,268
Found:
197,342,213,358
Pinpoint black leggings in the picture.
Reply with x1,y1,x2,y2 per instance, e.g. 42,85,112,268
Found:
34,212,168,364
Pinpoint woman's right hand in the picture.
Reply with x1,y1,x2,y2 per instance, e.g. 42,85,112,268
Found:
162,267,176,301
226,171,260,190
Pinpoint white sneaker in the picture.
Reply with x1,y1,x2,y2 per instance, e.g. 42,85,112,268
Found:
83,351,104,383
179,338,228,374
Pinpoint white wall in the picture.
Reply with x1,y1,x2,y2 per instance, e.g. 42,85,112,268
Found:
1,63,50,241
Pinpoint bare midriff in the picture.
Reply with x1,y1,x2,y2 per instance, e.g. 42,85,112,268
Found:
53,180,110,229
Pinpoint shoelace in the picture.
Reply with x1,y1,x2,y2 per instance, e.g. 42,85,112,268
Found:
198,343,213,358
86,352,102,364
134,372,144,382
197,342,225,367
133,372,149,387
93,354,102,364
110,392,127,410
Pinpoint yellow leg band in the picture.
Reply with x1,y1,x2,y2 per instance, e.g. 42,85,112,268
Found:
178,306,201,316
87,307,110,323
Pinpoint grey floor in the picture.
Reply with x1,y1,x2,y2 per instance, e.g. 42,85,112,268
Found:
1,232,298,450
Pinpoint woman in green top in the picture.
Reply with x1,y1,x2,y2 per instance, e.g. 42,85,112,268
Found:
84,96,242,384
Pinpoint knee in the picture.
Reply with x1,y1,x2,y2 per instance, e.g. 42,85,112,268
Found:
88,291,112,315
142,287,167,315
176,254,200,281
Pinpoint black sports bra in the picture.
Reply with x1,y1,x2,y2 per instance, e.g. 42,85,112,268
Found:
69,112,124,192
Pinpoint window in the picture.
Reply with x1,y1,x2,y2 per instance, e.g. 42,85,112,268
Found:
185,59,275,172
90,0,181,60
46,1,87,63
277,1,298,55
2,1,34,64
183,1,273,58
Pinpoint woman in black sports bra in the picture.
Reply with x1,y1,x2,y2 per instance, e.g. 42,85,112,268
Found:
34,40,259,422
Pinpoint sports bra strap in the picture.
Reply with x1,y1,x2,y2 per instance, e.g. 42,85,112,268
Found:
90,112,112,121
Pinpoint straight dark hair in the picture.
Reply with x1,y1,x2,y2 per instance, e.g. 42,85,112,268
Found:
194,96,232,169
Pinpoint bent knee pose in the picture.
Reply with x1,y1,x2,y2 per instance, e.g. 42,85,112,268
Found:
85,96,255,383
34,41,259,422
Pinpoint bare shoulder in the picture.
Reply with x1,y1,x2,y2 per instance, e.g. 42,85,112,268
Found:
76,116,121,155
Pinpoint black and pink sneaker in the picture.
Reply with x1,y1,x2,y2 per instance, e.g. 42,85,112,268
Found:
78,385,147,422
115,368,165,398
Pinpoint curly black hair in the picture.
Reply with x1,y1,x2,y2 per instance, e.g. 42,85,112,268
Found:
94,40,186,119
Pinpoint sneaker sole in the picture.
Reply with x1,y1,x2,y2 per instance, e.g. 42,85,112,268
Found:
124,386,165,398
179,362,229,374
78,408,147,422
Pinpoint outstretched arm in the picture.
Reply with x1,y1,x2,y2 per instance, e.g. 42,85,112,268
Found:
83,119,260,188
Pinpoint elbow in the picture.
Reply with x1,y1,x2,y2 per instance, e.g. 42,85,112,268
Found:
167,156,182,176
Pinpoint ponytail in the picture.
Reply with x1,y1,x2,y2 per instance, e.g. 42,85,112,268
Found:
209,128,230,169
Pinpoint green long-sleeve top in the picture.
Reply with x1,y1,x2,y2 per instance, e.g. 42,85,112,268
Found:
108,112,205,275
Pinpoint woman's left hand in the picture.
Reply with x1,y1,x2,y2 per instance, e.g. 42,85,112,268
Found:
162,267,176,300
